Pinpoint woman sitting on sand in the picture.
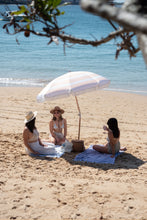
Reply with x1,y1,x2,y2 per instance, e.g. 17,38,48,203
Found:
49,106,67,145
93,118,126,158
23,111,55,155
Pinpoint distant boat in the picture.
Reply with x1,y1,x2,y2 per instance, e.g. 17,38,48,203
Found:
2,11,26,22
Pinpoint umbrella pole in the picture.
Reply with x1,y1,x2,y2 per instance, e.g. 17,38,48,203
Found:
75,96,81,140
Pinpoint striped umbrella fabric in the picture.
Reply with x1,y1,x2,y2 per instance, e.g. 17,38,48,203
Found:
37,71,110,102
37,71,110,139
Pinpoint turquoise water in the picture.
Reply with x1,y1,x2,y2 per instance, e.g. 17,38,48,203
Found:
0,4,147,95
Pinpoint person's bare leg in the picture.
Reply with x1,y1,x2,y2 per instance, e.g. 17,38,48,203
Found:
48,136,56,144
93,145,108,153
120,147,127,151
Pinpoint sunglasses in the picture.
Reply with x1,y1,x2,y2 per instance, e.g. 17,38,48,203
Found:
54,111,60,114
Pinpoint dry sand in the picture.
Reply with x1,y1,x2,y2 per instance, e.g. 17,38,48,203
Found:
0,87,147,220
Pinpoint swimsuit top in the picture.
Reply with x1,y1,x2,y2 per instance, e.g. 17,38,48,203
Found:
53,120,64,130
28,129,39,142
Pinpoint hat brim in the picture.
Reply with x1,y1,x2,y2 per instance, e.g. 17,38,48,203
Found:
50,109,64,114
24,111,37,123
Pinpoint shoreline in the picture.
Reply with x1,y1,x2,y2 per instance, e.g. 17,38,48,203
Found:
0,86,147,135
0,85,147,97
0,86,147,219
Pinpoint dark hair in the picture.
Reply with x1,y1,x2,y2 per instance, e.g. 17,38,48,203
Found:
25,118,36,133
52,115,63,121
107,118,120,138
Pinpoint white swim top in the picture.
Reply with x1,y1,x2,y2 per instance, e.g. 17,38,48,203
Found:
28,129,39,142
53,120,64,130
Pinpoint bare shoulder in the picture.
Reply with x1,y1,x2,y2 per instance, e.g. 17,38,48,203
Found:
63,118,67,124
108,129,113,138
108,128,113,134
49,119,53,125
23,127,29,137
23,127,28,133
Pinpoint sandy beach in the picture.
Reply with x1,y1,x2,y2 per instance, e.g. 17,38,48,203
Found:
0,87,147,220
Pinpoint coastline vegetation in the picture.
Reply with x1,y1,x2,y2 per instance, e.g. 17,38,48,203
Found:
0,0,80,5
0,0,31,4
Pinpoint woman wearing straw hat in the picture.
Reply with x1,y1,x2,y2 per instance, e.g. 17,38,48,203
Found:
49,106,67,145
23,111,56,155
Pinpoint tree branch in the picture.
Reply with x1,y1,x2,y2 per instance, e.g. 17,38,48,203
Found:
14,26,126,46
2,0,142,60
80,0,147,34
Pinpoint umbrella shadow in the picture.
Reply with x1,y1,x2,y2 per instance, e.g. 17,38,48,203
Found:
61,152,146,170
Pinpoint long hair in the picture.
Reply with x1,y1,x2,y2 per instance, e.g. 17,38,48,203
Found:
25,118,36,133
53,115,63,121
107,118,120,138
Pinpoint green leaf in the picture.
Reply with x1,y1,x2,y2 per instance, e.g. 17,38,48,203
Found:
12,5,28,15
55,8,60,16
23,18,31,22
26,24,30,29
53,0,61,9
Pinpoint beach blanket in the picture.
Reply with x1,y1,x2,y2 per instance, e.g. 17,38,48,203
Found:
29,142,64,158
74,145,123,164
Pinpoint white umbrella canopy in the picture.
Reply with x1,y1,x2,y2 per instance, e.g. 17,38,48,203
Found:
37,71,110,140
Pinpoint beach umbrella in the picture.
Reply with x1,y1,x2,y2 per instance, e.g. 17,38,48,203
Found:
37,71,110,140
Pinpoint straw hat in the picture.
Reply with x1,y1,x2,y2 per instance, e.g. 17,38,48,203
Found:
50,106,64,114
24,111,37,123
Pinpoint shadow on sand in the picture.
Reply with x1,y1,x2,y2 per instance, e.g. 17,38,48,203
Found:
61,152,146,170
28,150,146,170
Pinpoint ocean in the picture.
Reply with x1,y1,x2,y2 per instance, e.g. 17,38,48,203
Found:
0,4,147,95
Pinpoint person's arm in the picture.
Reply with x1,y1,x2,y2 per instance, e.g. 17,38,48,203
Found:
23,128,38,154
38,137,45,146
103,125,109,131
108,130,115,158
49,120,55,137
63,118,67,138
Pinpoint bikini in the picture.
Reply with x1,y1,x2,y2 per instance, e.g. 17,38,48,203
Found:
52,120,64,139
53,120,64,129
107,137,120,153
28,129,39,142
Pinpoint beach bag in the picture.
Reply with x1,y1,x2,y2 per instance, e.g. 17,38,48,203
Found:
61,141,73,153
71,140,85,152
